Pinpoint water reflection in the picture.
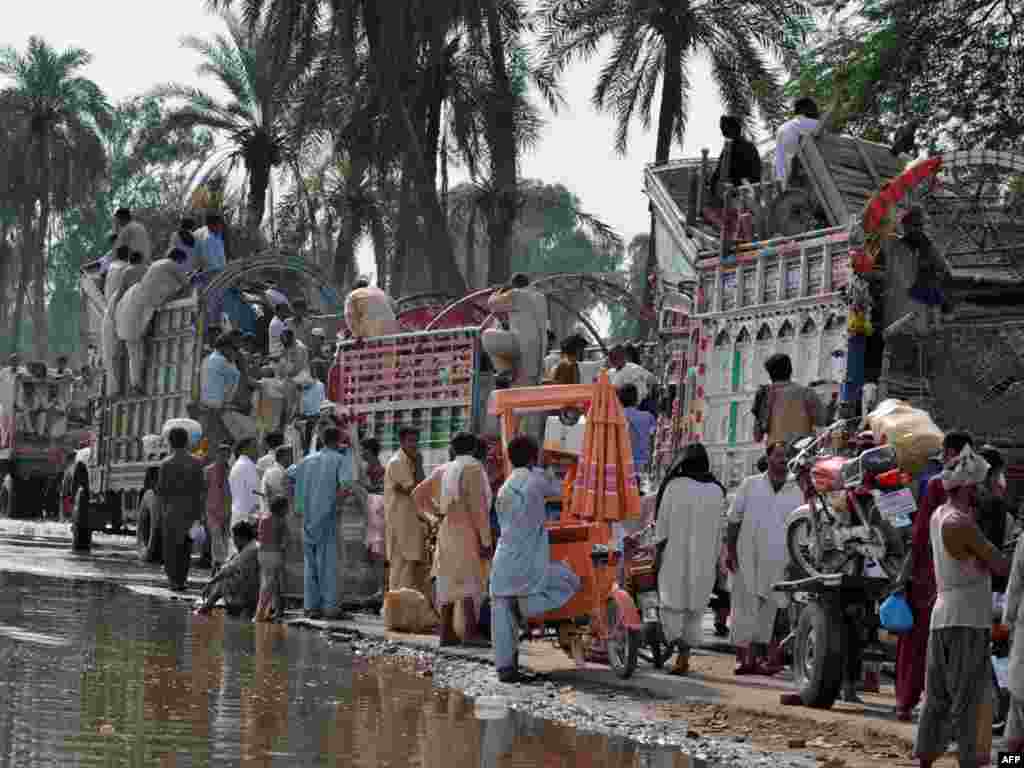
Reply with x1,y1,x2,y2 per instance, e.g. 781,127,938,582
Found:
0,571,691,767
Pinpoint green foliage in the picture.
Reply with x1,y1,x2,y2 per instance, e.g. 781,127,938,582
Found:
789,0,1024,149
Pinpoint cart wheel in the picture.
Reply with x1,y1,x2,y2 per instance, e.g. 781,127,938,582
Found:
606,599,639,679
793,600,843,708
994,666,1009,735
647,624,667,669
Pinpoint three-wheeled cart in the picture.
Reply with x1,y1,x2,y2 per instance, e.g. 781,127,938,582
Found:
488,379,646,678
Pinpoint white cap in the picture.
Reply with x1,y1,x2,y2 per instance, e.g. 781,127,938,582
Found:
311,328,326,337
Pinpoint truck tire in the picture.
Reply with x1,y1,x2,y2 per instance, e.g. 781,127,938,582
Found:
71,489,93,552
136,504,162,562
793,600,844,709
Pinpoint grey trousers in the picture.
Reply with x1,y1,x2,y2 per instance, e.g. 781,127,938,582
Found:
914,626,991,766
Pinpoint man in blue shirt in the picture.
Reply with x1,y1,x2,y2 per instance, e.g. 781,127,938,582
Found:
491,435,580,682
287,426,355,620
199,335,241,456
192,213,227,333
618,384,656,478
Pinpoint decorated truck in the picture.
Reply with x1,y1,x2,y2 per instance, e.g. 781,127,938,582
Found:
0,365,94,519
76,254,343,550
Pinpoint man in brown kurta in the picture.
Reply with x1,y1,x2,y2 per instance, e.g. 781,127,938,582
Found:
753,353,825,445
384,426,427,594
414,432,492,646
158,427,206,590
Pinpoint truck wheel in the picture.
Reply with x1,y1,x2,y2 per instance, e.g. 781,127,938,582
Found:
137,506,162,562
71,489,92,552
793,600,843,709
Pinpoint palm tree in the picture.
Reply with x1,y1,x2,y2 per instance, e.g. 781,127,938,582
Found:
0,37,110,356
539,0,811,333
153,9,316,238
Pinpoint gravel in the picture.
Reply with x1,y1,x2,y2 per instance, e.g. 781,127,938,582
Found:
322,627,821,768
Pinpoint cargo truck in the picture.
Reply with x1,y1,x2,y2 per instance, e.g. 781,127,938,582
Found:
0,364,94,520
75,254,343,551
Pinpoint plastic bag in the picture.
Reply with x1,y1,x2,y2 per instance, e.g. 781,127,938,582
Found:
880,591,914,634
189,521,207,547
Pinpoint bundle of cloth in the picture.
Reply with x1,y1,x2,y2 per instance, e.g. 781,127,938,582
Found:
101,223,152,395
115,256,190,393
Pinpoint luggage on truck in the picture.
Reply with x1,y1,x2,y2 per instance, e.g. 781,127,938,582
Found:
865,399,943,476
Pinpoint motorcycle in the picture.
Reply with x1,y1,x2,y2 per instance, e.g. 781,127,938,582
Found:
785,420,913,581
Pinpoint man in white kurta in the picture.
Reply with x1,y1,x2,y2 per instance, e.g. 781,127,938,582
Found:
726,441,803,675
483,274,548,386
655,445,727,674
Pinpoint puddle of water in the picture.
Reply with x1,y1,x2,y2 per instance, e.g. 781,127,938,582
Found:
0,571,693,767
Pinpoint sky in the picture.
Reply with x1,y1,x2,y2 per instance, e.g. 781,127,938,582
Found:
4,2,733,260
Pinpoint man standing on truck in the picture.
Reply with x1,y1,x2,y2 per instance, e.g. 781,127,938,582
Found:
384,426,428,595
484,274,548,387
753,353,825,447
344,278,399,339
192,213,228,330
287,426,355,620
199,335,241,453
157,427,206,591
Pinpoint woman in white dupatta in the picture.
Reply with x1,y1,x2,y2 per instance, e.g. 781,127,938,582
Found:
655,443,727,675
414,432,493,646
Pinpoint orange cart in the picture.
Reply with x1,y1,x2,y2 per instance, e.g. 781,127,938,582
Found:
488,373,645,677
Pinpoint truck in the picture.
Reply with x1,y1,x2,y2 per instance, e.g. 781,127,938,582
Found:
645,121,1024,709
0,364,94,520
75,253,344,551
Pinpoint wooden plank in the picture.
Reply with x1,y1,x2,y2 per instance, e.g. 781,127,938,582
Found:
854,141,884,189
800,137,849,225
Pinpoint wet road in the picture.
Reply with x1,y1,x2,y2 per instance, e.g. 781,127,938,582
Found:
0,541,694,768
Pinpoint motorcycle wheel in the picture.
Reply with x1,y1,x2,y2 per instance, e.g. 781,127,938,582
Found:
793,600,844,709
787,507,860,578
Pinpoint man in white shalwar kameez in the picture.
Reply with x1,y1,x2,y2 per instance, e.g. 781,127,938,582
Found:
655,444,727,674
725,440,803,675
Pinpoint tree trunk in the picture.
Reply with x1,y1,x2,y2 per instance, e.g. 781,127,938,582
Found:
32,133,51,358
642,35,685,340
482,0,519,287
9,215,30,356
247,157,272,239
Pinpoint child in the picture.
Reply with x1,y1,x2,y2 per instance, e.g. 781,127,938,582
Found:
254,496,289,622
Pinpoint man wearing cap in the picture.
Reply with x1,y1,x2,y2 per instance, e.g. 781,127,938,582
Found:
915,444,1009,768
484,273,548,387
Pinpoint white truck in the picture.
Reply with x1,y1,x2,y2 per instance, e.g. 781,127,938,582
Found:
76,254,344,551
